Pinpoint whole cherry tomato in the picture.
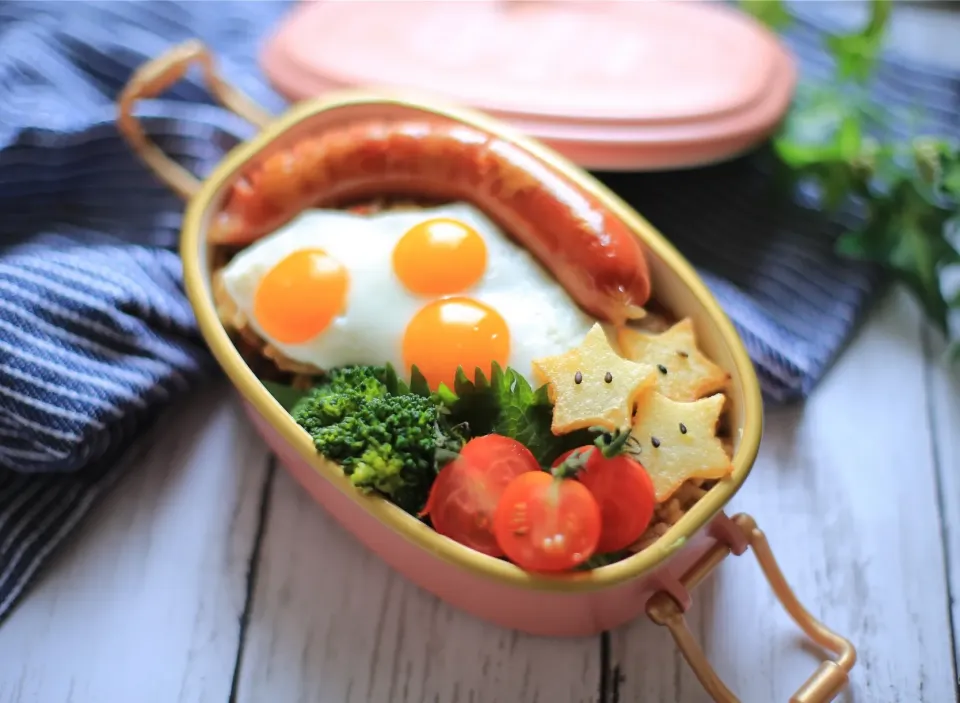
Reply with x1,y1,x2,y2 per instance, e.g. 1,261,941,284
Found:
553,447,656,553
422,434,540,556
493,471,601,572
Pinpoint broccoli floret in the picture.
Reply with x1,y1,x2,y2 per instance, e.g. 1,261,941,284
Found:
326,365,388,400
292,365,388,428
292,390,356,428
292,366,441,515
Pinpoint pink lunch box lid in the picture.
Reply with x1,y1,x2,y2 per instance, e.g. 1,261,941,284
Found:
259,0,797,171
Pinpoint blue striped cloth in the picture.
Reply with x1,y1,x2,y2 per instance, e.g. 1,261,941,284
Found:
0,1,956,623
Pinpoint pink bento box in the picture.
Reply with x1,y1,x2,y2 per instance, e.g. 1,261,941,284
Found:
115,35,855,703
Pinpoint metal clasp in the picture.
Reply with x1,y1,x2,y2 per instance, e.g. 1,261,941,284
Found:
646,513,856,703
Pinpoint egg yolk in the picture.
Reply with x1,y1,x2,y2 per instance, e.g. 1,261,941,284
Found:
392,218,487,296
253,248,349,345
403,297,510,390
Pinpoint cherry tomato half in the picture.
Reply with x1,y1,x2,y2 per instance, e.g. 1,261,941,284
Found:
553,448,656,553
493,471,601,572
422,434,540,556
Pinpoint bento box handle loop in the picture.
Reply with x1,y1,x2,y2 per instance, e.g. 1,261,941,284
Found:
646,513,856,703
117,39,272,200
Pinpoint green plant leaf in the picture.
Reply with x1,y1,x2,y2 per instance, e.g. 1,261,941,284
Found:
944,167,960,200
761,0,960,351
435,383,458,407
837,115,863,161
944,160,960,198
383,363,411,396
825,0,892,82
737,0,792,30
260,380,312,412
838,178,958,333
774,88,852,166
948,340,960,363
439,362,595,466
771,87,880,209
444,365,500,438
408,365,432,398
488,366,556,464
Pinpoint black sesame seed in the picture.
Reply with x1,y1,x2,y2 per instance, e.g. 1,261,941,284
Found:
679,422,687,434
651,436,661,448
657,364,668,375
574,370,583,385
604,371,613,383
677,350,689,359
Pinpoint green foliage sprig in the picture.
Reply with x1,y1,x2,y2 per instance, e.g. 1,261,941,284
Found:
741,0,960,353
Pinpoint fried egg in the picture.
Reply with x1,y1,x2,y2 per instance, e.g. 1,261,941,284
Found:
218,202,597,389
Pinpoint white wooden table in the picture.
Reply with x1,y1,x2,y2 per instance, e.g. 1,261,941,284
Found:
0,287,957,703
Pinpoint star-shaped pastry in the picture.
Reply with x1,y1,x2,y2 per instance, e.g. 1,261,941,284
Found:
628,391,733,502
617,318,730,402
533,323,656,435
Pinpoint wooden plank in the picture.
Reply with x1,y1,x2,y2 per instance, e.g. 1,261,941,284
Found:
609,290,957,702
234,466,601,703
0,385,271,703
925,326,960,687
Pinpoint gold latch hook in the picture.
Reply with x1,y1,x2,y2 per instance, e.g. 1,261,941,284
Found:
117,40,272,200
646,513,856,703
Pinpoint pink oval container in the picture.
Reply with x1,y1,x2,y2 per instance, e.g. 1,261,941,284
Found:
116,39,850,703
259,0,798,170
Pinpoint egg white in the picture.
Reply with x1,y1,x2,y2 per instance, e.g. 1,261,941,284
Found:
219,202,598,385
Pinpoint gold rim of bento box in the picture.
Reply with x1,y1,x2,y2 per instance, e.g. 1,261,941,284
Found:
119,41,764,593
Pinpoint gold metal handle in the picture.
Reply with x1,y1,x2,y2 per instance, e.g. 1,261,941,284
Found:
116,39,272,200
647,513,856,703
